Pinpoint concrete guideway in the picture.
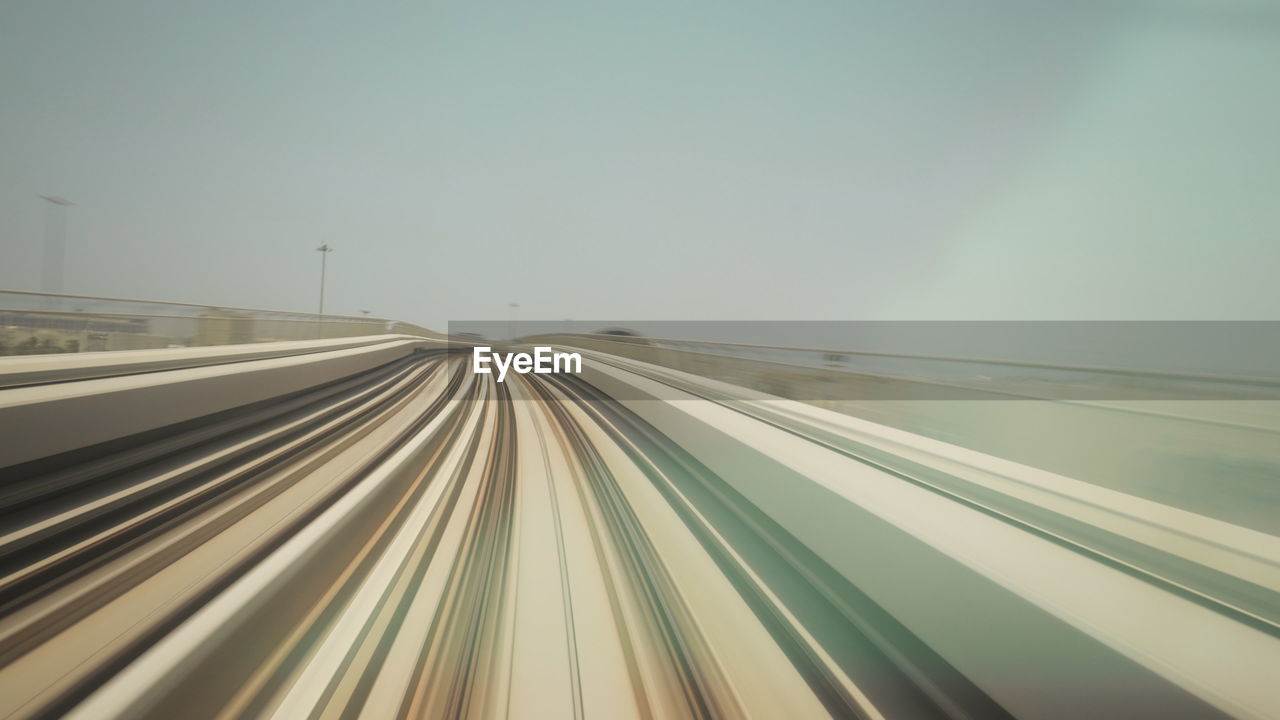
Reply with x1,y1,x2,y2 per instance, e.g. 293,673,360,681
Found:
0,341,1275,718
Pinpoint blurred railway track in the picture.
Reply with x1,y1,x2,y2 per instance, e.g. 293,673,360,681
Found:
0,338,1276,718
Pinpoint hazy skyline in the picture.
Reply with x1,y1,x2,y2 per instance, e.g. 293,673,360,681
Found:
2,0,1278,329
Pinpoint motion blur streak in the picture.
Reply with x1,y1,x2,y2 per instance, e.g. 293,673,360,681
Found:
0,337,1276,719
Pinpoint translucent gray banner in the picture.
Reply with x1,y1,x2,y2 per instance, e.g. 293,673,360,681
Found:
444,321,1280,401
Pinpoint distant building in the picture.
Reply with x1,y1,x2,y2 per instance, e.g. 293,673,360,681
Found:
196,309,255,346
0,311,167,355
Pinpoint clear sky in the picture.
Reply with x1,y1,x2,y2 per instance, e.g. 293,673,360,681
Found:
2,0,1277,329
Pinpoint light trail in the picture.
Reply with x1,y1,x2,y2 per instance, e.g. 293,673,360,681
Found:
0,338,1275,718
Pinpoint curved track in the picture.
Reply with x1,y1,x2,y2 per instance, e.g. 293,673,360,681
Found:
0,345,1276,719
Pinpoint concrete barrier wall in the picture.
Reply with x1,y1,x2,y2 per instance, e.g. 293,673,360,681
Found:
0,335,437,388
0,338,426,468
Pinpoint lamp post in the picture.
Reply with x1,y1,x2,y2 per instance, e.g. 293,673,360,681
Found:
37,194,74,295
316,244,334,316
508,302,519,341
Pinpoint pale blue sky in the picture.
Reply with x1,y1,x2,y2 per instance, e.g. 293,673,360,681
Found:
2,0,1277,328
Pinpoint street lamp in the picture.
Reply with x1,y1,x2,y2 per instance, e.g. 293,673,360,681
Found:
508,302,519,341
316,243,334,316
37,194,74,295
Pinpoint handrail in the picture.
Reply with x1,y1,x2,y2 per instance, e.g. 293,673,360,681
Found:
0,290,443,355
0,289,391,322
